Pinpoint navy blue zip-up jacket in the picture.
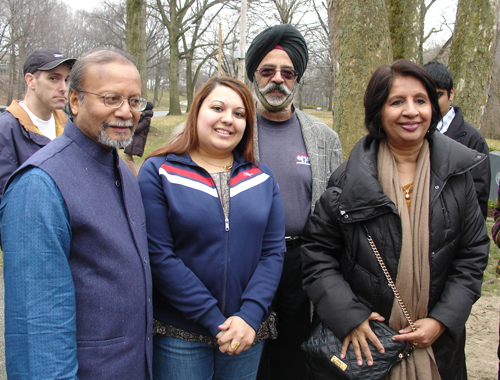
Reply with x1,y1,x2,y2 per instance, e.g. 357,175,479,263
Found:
138,152,286,337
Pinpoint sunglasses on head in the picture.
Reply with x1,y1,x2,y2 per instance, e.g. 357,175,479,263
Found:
255,67,298,80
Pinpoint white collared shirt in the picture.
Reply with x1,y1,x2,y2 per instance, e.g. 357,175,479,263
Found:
436,106,455,134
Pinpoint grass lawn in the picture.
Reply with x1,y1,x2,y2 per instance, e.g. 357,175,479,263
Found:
117,114,188,168
303,109,334,128
487,139,500,152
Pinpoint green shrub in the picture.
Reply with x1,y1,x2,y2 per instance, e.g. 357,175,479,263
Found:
487,138,500,152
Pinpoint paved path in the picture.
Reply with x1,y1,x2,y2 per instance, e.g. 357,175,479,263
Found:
152,110,168,118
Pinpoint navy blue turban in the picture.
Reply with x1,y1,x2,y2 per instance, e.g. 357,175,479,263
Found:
246,24,308,83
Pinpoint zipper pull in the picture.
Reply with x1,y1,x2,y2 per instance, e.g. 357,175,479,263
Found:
225,217,229,232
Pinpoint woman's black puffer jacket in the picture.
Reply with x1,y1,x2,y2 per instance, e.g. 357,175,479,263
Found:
301,133,489,380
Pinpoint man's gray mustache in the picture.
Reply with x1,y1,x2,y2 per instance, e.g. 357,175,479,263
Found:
261,83,291,96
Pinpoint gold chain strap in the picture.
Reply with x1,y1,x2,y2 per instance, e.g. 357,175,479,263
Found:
366,234,416,332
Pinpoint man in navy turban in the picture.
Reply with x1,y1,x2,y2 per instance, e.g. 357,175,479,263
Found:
247,24,343,380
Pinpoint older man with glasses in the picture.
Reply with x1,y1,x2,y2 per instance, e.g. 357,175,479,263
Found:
246,24,343,380
0,48,153,379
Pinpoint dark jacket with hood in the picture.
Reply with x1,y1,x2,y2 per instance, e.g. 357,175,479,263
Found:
301,132,489,380
444,105,490,219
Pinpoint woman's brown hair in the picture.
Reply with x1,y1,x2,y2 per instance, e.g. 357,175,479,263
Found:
147,76,256,163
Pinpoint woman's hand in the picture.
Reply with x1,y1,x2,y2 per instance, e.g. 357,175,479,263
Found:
215,316,256,355
392,317,445,348
341,312,386,367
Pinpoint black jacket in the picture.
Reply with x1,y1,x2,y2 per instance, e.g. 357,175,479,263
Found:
445,106,490,219
123,109,153,157
301,133,489,380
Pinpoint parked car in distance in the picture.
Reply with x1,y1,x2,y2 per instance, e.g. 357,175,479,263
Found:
0,105,7,114
316,107,323,111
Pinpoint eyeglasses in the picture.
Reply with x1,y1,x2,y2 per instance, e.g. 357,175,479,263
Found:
255,68,298,80
75,90,147,111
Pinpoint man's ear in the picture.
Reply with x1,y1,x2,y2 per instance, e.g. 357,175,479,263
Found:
449,88,455,102
69,89,81,117
25,73,36,90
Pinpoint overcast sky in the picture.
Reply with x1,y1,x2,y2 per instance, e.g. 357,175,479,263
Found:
61,0,103,12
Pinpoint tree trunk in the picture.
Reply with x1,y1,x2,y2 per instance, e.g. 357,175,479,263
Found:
126,0,148,96
168,38,182,115
7,44,16,104
328,0,335,114
332,0,393,159
480,23,500,139
449,0,499,129
386,0,420,61
17,41,27,100
154,62,160,107
298,81,303,111
185,53,194,112
417,0,425,64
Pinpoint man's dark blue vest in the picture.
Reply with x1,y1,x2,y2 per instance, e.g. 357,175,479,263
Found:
20,120,153,379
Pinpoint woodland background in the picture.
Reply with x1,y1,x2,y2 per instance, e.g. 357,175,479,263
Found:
0,2,500,378
0,0,498,157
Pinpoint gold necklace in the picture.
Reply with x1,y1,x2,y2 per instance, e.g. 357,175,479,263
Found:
402,182,414,200
197,151,233,171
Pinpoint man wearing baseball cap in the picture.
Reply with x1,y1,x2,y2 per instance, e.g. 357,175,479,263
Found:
0,48,75,204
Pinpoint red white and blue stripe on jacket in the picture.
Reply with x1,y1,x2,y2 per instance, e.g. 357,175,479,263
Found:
159,164,270,198
138,151,285,338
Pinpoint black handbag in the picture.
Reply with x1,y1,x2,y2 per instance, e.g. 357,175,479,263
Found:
301,226,415,380
301,320,407,380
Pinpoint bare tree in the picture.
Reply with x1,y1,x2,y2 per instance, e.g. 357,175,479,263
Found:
421,0,458,63
482,28,500,139
269,0,309,24
181,6,239,111
2,0,70,102
152,0,229,115
86,0,127,50
387,0,420,61
127,0,148,95
449,0,499,128
281,1,332,111
247,0,311,26
331,0,392,158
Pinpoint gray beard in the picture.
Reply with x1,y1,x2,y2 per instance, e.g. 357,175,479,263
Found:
97,121,134,149
254,81,296,112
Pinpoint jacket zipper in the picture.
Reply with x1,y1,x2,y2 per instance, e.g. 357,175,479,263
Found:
168,155,248,314
451,132,466,140
217,173,230,314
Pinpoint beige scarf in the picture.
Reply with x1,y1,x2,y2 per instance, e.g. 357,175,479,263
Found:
377,140,441,380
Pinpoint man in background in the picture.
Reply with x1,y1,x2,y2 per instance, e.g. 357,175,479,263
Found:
423,61,490,219
0,48,75,203
0,48,152,379
246,24,343,380
123,100,154,176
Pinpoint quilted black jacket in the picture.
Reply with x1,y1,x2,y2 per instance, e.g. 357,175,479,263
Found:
444,106,490,219
301,133,490,380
